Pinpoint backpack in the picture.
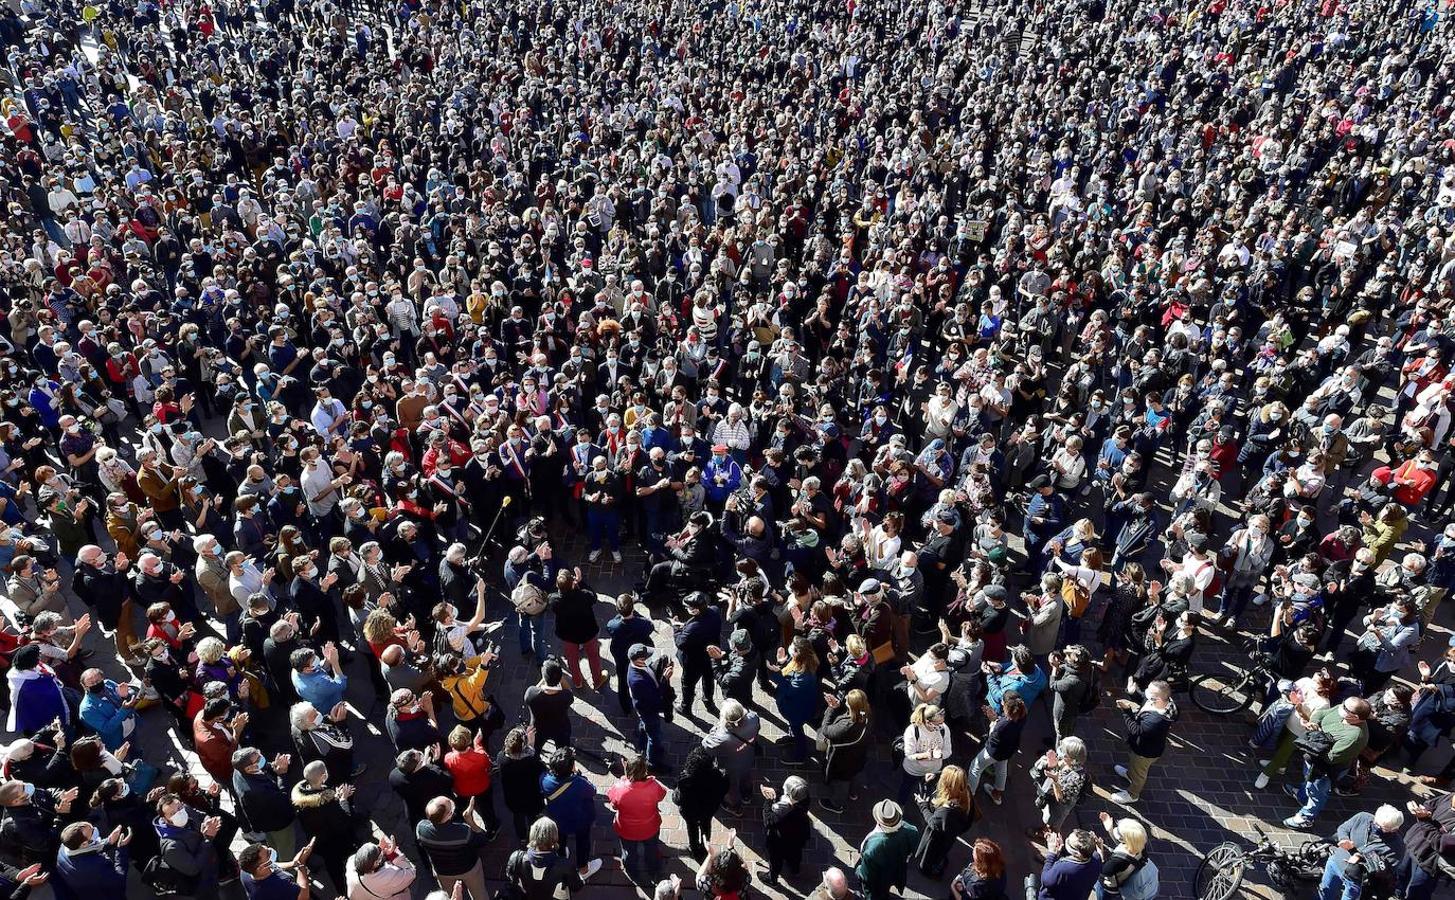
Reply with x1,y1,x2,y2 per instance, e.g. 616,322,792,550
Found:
1078,666,1102,715
142,849,200,898
1120,858,1159,900
1061,576,1091,619
511,578,548,617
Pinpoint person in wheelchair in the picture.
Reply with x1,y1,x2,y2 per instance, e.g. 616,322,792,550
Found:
1128,609,1198,697
641,512,717,612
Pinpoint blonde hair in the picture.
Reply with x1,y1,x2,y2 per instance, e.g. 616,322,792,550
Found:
1115,818,1148,856
362,608,399,644
933,765,971,809
844,634,866,658
196,637,226,665
447,726,473,751
910,703,944,726
844,689,870,723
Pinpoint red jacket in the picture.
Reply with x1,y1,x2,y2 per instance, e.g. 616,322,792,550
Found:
444,741,491,798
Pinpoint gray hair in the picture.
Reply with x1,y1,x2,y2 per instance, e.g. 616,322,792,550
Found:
528,816,559,851
231,747,263,771
1056,736,1088,767
302,760,327,785
782,776,809,803
289,702,318,731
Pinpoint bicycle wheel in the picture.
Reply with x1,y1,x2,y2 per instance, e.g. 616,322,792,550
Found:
1194,843,1247,900
1191,669,1255,715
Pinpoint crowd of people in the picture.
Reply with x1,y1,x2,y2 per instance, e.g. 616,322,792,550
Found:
0,0,1452,897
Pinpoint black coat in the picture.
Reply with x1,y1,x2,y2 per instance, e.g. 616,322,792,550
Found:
232,770,295,833
913,799,977,875
389,763,456,825
820,708,870,782
551,587,601,644
674,752,729,820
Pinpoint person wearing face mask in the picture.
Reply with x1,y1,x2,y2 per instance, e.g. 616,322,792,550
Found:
231,747,298,861
53,819,131,900
1213,513,1276,627
239,839,314,900
152,790,225,900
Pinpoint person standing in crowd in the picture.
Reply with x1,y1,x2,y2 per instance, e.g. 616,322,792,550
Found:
606,754,668,888
0,0,1453,897
760,775,812,886
856,801,920,900
1109,680,1177,805
1282,698,1372,830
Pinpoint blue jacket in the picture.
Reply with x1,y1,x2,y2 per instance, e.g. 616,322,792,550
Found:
7,667,70,735
293,668,348,713
79,682,136,750
987,665,1048,712
627,663,665,717
539,772,596,834
770,670,821,723
54,844,129,900
605,614,653,664
703,455,743,504
1038,850,1101,900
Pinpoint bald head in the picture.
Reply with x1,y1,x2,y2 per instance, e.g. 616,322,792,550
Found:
822,868,849,899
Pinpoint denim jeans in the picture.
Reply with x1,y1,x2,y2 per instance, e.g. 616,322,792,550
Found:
969,746,1009,792
586,507,620,552
1397,855,1441,900
1295,760,1332,821
620,836,662,884
636,712,665,766
1317,855,1363,900
517,610,548,656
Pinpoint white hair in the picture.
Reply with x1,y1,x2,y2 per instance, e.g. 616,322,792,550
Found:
302,760,327,785
1374,804,1405,831
289,702,318,731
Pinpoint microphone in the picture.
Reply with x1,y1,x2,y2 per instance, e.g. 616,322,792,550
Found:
501,495,513,508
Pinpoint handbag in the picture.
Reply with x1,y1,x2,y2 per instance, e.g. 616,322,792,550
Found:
1294,728,1338,773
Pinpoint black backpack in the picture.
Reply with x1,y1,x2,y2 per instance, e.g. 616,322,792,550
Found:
142,850,199,898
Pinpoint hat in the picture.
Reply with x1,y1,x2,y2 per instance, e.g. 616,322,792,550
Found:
729,629,752,652
1186,532,1208,552
628,643,652,661
1292,573,1319,591
1028,474,1051,490
858,578,883,596
873,800,903,830
935,509,958,525
711,443,728,453
982,584,1009,603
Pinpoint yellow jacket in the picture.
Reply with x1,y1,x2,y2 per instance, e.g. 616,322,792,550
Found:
440,657,491,721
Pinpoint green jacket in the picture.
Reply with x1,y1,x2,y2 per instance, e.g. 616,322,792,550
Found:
1313,705,1369,768
856,824,921,895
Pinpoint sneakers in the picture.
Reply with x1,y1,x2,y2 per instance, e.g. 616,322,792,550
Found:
1282,816,1312,829
819,798,845,814
1253,773,1270,790
1110,790,1137,804
1114,764,1129,780
581,859,603,880
612,551,623,563
589,549,602,562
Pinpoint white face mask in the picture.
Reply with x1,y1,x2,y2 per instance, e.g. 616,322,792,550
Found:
168,809,188,827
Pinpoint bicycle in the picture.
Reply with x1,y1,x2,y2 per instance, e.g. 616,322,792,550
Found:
1190,641,1277,716
1193,824,1329,900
